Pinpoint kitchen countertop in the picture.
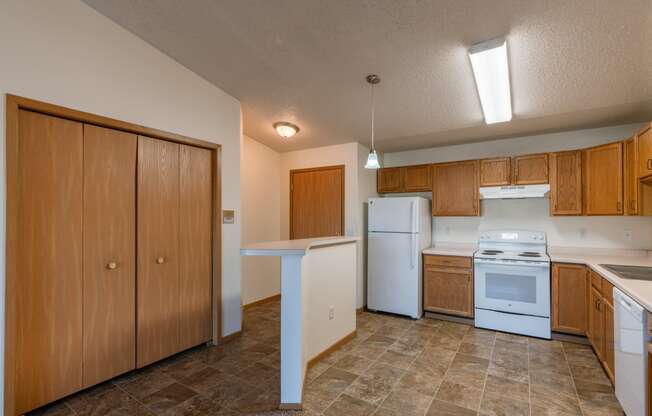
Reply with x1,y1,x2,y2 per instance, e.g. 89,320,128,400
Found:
241,236,359,256
422,243,477,257
549,247,652,312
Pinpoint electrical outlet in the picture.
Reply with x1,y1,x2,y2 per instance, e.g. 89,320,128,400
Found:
624,229,633,241
329,306,335,320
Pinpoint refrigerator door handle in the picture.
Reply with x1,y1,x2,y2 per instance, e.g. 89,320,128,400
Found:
410,201,416,232
410,233,416,269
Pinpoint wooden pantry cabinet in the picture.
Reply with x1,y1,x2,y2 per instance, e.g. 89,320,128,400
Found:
423,255,474,317
377,164,431,193
7,97,217,415
583,142,623,215
551,263,588,335
431,160,479,216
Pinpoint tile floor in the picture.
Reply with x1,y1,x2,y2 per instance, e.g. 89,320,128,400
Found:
29,300,623,416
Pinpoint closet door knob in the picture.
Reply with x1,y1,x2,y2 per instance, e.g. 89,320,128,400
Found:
156,257,165,264
106,262,117,270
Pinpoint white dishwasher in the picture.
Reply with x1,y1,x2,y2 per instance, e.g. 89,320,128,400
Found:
614,288,649,416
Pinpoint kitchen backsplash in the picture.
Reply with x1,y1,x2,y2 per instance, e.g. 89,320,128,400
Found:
432,198,652,249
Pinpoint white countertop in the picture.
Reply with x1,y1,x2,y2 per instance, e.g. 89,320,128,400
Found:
422,243,477,257
241,236,359,256
549,247,652,312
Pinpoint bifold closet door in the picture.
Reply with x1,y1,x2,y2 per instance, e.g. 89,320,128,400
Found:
82,125,137,387
15,110,83,414
179,144,213,350
137,136,181,367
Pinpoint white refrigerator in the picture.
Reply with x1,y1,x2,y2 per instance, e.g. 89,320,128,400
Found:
367,197,431,319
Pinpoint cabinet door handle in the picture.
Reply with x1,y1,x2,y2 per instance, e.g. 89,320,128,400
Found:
648,159,652,170
617,201,622,211
156,257,165,264
106,261,117,270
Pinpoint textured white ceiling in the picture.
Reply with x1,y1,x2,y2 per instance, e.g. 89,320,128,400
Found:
83,0,652,152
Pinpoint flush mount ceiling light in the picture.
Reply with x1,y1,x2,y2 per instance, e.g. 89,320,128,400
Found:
468,38,512,124
364,74,381,170
273,121,300,139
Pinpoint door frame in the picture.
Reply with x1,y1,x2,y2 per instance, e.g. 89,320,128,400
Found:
5,94,222,416
289,164,345,239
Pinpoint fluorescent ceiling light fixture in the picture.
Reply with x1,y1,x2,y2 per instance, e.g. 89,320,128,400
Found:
273,121,300,138
468,38,512,124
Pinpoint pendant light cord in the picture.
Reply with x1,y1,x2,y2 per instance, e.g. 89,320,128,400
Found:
370,83,375,151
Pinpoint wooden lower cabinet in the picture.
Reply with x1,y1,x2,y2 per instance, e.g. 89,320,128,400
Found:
603,300,615,383
551,263,588,335
423,255,473,318
589,285,605,361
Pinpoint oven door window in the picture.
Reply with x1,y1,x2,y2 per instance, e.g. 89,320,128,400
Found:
485,272,537,304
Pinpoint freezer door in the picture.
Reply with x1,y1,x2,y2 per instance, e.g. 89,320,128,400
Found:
367,232,422,318
368,198,419,233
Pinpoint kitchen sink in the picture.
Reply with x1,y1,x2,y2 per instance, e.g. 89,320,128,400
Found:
599,264,652,281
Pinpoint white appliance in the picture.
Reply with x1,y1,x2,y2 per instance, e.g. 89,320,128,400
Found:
615,288,649,416
479,184,550,199
367,197,431,319
474,230,551,339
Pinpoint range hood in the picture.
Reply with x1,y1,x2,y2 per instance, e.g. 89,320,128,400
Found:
479,184,550,199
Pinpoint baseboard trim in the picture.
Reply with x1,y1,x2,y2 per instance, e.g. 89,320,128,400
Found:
307,330,357,369
279,403,303,410
219,330,242,344
424,311,474,326
552,331,590,345
356,306,365,314
243,294,281,311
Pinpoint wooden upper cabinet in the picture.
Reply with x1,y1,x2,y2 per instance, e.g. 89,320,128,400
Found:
377,165,432,193
15,111,84,414
403,164,432,192
551,263,588,335
479,157,511,186
512,153,549,184
625,137,639,215
432,160,479,216
637,123,652,179
377,167,403,193
549,150,582,215
583,142,623,215
82,125,137,388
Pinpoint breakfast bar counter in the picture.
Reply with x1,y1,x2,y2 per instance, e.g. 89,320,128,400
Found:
241,236,358,409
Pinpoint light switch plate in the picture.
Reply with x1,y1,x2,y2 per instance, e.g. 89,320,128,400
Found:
223,209,235,224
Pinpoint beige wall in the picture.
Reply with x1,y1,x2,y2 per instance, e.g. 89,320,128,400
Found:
0,3,244,403
241,136,281,305
383,123,652,249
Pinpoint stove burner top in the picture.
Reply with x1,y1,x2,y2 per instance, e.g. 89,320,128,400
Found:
518,252,542,257
481,250,503,255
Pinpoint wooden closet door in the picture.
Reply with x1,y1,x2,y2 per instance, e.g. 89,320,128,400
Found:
137,136,181,367
179,145,213,350
15,111,83,414
82,125,137,387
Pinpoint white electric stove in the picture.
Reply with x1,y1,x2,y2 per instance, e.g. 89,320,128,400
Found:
474,230,551,339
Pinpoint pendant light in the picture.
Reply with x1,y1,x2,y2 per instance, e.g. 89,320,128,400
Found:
364,74,381,169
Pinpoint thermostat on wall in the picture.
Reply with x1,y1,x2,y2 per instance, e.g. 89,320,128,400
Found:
223,209,235,224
